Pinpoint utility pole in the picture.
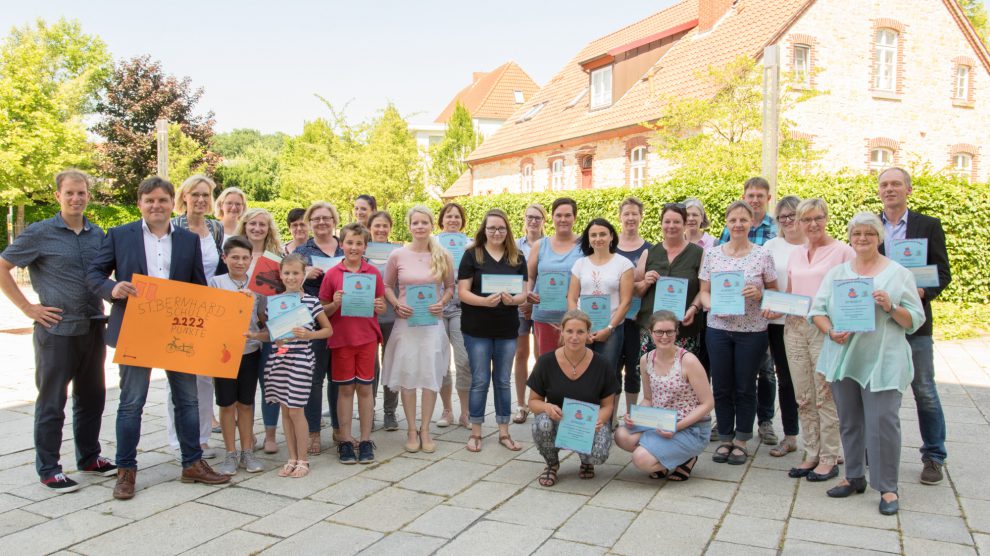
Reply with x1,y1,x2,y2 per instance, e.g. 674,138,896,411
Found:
761,45,781,203
156,118,169,179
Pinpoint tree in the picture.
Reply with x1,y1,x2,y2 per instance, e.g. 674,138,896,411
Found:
166,123,212,187
650,55,818,182
357,104,423,205
960,0,989,44
429,101,479,192
215,141,282,201
212,128,287,158
0,18,110,206
92,55,216,200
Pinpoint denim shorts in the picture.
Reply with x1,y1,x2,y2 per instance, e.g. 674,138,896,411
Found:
518,317,534,336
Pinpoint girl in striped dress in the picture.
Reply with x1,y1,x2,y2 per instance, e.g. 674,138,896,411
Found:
252,254,333,478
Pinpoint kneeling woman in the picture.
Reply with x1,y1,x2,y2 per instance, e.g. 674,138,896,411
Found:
615,311,713,481
528,310,617,487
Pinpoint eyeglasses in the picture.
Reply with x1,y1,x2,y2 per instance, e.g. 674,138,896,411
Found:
525,215,544,221
485,227,508,234
799,216,826,224
310,216,335,223
778,213,796,222
651,329,677,337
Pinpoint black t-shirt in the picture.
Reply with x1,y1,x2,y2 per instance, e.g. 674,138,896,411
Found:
458,247,528,339
527,351,618,407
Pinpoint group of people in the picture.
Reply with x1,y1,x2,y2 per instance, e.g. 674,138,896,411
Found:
1,166,949,517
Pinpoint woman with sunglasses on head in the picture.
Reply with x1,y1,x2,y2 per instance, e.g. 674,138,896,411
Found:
512,203,547,424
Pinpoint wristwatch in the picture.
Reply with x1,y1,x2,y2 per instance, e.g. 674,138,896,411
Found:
606,324,614,331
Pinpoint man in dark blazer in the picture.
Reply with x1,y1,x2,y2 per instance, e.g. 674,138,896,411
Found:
877,167,951,485
87,176,229,500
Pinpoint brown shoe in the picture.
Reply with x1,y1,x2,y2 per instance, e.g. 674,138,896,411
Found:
180,459,231,485
920,460,944,485
113,468,137,500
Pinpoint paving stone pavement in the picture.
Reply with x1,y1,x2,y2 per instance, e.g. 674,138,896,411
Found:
0,287,988,554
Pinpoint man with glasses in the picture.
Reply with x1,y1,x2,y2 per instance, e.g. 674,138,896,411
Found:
877,167,950,484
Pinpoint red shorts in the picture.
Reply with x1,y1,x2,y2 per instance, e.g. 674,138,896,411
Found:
331,342,377,384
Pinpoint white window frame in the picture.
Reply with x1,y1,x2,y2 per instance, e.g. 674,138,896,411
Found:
590,66,613,109
793,44,811,87
513,90,525,104
870,147,893,172
521,164,533,192
955,65,970,100
551,159,564,190
874,29,898,91
953,153,973,178
630,146,647,187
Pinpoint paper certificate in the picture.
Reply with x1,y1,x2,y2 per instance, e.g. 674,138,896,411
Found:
580,295,611,332
437,232,468,269
653,277,689,321
710,271,745,316
406,284,439,327
341,273,376,318
114,275,253,379
831,277,875,333
267,293,301,321
310,255,343,272
536,271,569,312
481,274,524,294
365,242,400,263
249,251,285,296
761,290,812,317
625,297,642,320
890,238,927,268
555,398,599,454
628,404,678,433
910,265,939,288
268,304,315,341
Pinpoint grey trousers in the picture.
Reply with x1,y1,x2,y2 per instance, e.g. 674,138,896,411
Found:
830,378,902,494
532,412,612,467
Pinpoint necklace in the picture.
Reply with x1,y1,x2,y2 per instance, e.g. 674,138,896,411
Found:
562,348,588,377
231,277,248,290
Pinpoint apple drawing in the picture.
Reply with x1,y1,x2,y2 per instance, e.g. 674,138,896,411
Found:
220,344,231,363
417,292,425,299
591,302,599,310
355,281,363,290
848,288,857,298
722,279,732,288
903,247,912,256
667,284,675,293
549,278,557,285
574,410,583,420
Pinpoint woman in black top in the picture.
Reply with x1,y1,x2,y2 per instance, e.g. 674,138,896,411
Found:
458,209,528,453
528,310,618,487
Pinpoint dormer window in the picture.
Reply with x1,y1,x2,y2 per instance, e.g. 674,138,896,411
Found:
590,66,613,109
513,90,525,104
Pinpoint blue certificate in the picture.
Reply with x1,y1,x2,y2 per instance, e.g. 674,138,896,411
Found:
910,265,939,288
481,274,524,294
580,295,611,332
268,304,314,341
832,277,875,333
625,297,642,320
890,238,927,268
436,232,468,269
710,271,745,316
365,242,400,263
341,273,376,318
536,271,569,312
760,290,812,317
310,255,343,272
652,277,689,321
628,404,678,433
267,293,301,320
406,284,439,327
554,398,599,454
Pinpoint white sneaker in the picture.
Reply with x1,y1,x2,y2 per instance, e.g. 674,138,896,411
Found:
217,451,238,475
436,409,453,428
201,444,218,459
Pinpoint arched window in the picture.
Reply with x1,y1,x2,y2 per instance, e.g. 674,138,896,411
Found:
521,164,533,192
551,159,564,190
630,146,647,187
953,153,973,178
870,148,893,172
874,29,898,91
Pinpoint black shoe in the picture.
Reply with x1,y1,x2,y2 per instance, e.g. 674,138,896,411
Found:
879,492,899,515
338,441,357,464
806,465,839,482
80,456,118,477
358,441,376,464
788,466,812,478
826,477,867,498
41,472,80,493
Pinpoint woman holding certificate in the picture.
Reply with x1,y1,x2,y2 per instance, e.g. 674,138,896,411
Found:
698,201,777,465
382,206,456,453
614,311,713,481
435,203,471,428
368,210,401,431
527,198,583,356
527,310,618,486
809,212,924,516
567,219,634,372
512,203,547,424
615,197,652,415
780,198,852,481
458,209,528,452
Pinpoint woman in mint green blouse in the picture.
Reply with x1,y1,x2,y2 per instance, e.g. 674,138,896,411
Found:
808,212,924,516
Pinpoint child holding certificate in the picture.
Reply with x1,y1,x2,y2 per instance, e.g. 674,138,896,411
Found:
319,223,386,464
614,311,713,482
248,254,333,478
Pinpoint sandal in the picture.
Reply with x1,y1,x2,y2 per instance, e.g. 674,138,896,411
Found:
278,460,297,477
649,470,668,480
712,443,733,463
727,444,749,465
512,406,529,424
308,432,322,455
290,460,310,478
498,434,522,451
538,465,559,487
579,463,595,480
405,432,421,453
769,438,797,458
466,435,483,453
668,456,698,482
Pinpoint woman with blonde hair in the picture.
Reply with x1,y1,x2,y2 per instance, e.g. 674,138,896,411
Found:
215,187,248,239
382,206,455,453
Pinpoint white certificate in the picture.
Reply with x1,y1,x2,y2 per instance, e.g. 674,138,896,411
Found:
910,265,939,288
760,291,812,317
480,274,524,294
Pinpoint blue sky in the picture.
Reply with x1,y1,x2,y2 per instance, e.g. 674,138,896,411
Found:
2,1,986,134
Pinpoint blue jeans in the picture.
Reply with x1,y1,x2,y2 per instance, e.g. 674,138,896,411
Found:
116,365,201,469
305,339,338,433
257,343,280,427
706,327,769,442
464,333,517,425
591,324,624,373
908,335,947,464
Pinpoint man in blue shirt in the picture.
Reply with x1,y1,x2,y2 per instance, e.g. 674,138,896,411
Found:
718,177,779,445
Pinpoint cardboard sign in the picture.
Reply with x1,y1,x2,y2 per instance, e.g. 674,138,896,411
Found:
249,251,285,296
113,275,254,378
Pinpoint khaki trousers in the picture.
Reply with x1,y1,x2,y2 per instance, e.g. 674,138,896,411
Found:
784,316,841,465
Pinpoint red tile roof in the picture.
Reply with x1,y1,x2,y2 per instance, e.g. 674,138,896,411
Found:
435,61,541,123
440,170,473,199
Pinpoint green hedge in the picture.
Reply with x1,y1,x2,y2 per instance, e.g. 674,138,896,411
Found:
7,172,987,304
